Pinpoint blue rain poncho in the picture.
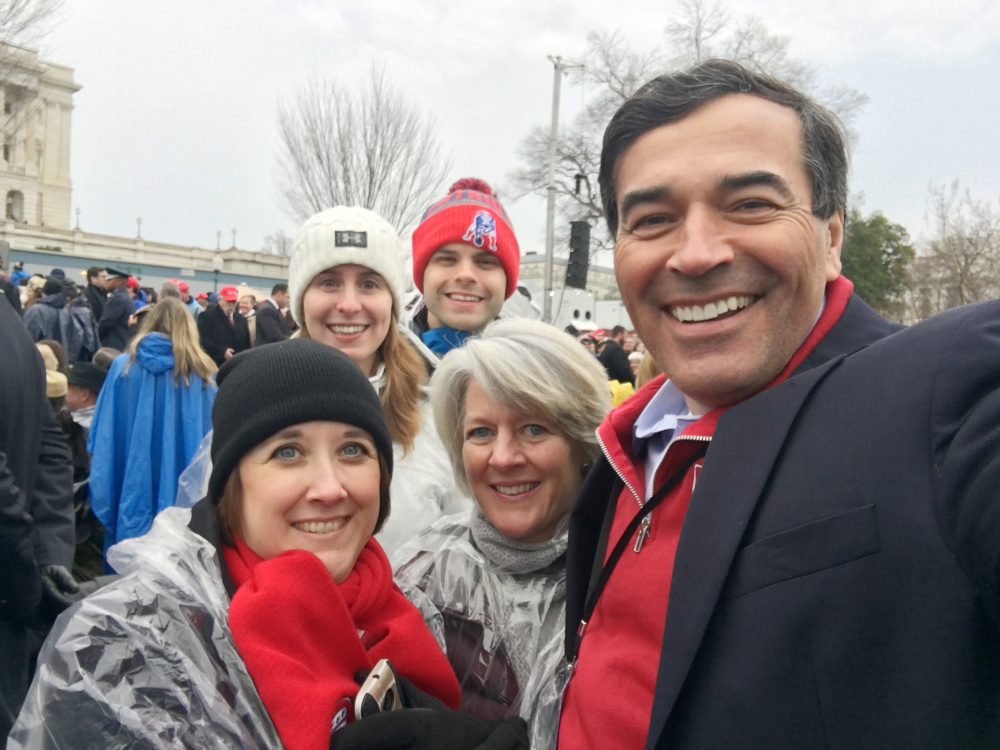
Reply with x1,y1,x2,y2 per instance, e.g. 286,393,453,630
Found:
87,333,216,558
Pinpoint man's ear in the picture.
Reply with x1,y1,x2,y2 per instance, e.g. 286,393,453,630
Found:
824,210,844,282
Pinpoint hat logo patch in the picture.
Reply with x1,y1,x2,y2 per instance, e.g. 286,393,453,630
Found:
463,210,497,251
335,231,367,248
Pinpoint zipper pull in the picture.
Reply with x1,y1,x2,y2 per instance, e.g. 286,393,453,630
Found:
634,515,651,553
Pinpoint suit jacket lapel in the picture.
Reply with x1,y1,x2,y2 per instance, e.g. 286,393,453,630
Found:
644,358,842,748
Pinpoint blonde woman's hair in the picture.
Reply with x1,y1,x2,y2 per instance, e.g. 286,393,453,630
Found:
125,297,218,385
298,311,426,453
635,352,662,389
430,318,612,498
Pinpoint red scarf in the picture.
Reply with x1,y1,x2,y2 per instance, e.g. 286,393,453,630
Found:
225,537,460,750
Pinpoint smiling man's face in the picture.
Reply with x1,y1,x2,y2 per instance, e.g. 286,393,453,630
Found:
422,242,506,333
612,93,843,414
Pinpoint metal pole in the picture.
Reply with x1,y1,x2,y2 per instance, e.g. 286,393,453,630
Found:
542,56,563,324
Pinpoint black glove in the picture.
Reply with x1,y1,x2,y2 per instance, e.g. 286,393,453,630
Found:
39,564,80,620
338,670,528,750
329,709,528,750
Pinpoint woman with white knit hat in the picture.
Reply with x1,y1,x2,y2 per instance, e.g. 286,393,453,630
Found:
287,206,468,553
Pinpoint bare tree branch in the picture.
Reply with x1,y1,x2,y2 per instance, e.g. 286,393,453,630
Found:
276,65,452,234
907,181,1000,318
509,0,868,267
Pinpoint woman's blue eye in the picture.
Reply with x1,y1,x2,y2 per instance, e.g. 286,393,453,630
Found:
524,424,547,437
274,445,299,459
467,427,492,440
341,442,370,458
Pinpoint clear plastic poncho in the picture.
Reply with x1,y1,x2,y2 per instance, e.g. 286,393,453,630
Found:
392,508,568,749
8,506,283,749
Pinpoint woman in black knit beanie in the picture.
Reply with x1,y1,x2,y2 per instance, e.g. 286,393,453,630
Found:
13,340,526,750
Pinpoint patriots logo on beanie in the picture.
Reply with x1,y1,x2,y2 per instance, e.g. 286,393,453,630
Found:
462,211,498,251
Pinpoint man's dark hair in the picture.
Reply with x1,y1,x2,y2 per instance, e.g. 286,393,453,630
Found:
271,282,288,296
611,325,627,338
599,59,849,237
86,266,105,282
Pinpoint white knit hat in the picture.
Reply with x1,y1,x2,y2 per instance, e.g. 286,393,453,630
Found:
288,206,406,327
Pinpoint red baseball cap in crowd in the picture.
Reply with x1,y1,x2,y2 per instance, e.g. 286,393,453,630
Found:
127,276,139,289
218,285,239,302
196,292,209,300
177,281,189,293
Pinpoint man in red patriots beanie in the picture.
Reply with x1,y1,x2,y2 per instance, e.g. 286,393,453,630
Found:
410,178,520,356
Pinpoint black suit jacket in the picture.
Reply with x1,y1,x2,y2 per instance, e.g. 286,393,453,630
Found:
197,303,251,365
598,339,635,385
254,300,290,346
566,295,1000,748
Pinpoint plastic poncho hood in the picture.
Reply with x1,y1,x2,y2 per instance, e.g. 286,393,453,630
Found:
8,507,284,749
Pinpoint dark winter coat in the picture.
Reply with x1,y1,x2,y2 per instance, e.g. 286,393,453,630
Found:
83,283,106,321
65,298,102,363
98,288,133,351
597,338,635,385
0,301,73,741
0,277,21,315
23,293,71,345
254,300,290,346
196,303,251,365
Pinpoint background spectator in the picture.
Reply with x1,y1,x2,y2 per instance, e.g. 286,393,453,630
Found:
88,298,217,569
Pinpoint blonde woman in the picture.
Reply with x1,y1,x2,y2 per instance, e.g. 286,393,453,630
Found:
88,297,217,569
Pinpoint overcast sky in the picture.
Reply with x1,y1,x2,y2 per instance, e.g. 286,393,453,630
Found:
43,0,1000,261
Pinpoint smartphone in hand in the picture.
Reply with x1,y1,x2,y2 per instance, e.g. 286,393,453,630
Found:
354,659,403,720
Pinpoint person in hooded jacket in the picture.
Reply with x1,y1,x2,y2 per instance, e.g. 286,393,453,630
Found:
87,297,216,569
176,206,467,555
62,281,102,363
23,277,71,345
9,340,530,750
393,319,611,747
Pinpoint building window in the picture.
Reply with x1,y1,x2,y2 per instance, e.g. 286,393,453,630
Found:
34,141,41,167
6,190,24,222
2,139,10,163
36,192,43,225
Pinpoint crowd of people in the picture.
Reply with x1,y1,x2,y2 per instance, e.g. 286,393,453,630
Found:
2,57,1000,750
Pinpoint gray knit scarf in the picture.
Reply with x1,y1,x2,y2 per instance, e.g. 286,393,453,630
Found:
469,506,568,574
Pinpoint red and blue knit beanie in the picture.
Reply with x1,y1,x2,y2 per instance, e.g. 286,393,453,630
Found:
411,178,520,300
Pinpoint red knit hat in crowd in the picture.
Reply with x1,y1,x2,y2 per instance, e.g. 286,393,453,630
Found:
411,178,520,300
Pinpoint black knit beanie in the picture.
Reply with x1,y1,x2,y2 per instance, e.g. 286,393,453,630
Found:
207,339,393,504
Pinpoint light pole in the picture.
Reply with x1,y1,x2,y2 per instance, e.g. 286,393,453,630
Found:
542,55,583,324
231,228,237,249
136,217,142,238
212,253,223,293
